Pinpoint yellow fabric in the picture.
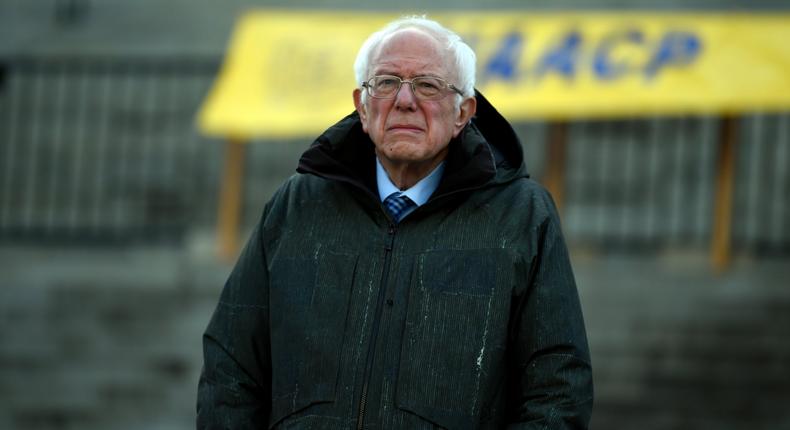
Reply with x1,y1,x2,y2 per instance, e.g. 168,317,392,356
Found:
198,11,790,139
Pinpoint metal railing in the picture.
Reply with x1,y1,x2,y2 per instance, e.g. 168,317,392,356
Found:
0,56,788,254
0,57,221,244
560,115,789,254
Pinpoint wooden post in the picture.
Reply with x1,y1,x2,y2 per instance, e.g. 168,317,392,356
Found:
544,120,569,214
217,138,246,262
711,116,738,272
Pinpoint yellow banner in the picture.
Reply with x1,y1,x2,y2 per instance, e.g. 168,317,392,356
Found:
198,11,790,139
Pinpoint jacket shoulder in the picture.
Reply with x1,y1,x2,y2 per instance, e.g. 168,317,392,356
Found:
259,173,332,227
486,177,560,222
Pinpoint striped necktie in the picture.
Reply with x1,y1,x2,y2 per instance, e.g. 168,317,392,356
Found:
383,193,416,223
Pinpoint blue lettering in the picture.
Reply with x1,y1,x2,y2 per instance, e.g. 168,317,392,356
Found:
534,30,582,81
593,29,644,80
482,31,523,82
645,31,702,79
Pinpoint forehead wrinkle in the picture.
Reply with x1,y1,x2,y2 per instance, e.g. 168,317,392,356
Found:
372,62,445,79
369,28,452,80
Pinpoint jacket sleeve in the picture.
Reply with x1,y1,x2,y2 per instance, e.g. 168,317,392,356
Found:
197,219,271,429
507,211,594,429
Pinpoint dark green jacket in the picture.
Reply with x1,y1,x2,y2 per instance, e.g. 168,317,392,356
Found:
197,92,593,429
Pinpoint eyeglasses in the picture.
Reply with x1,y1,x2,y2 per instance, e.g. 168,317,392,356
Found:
361,75,464,100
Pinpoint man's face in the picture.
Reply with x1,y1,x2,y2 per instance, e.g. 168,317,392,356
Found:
354,29,475,171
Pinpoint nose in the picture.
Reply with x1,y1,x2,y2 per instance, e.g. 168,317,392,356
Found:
394,81,418,110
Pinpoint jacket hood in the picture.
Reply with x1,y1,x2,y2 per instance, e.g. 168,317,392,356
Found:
470,89,529,183
297,90,528,199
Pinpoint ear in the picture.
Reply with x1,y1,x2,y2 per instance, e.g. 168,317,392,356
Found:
452,96,477,138
353,88,369,133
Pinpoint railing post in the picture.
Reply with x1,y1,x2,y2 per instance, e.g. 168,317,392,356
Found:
544,120,569,215
711,116,738,272
217,137,246,262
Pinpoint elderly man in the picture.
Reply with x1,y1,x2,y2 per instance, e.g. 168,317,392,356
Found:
198,16,593,429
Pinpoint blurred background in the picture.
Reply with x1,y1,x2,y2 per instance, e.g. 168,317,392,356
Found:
1,1,789,429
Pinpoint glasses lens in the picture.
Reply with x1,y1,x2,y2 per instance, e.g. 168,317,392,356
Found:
412,77,444,99
370,76,400,98
366,75,451,99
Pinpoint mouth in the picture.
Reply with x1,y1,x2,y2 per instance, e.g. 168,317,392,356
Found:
387,124,424,133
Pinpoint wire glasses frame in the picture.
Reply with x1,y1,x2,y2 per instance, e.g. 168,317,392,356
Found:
361,75,464,100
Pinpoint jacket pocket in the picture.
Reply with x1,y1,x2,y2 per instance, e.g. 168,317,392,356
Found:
395,249,512,429
268,249,358,427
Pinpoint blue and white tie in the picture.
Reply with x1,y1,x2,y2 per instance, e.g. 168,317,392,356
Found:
383,193,416,223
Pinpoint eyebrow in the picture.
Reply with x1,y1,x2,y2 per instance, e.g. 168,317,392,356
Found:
371,62,445,78
371,70,444,79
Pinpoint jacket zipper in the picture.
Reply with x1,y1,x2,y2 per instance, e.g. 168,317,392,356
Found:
293,174,489,427
356,222,398,429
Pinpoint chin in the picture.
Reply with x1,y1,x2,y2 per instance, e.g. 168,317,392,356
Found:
381,142,422,157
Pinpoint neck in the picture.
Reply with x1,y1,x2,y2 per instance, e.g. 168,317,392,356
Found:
377,151,446,190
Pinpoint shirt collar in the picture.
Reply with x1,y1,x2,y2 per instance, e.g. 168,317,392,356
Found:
376,157,445,205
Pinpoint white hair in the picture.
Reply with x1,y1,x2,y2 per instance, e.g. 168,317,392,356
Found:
353,16,477,105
